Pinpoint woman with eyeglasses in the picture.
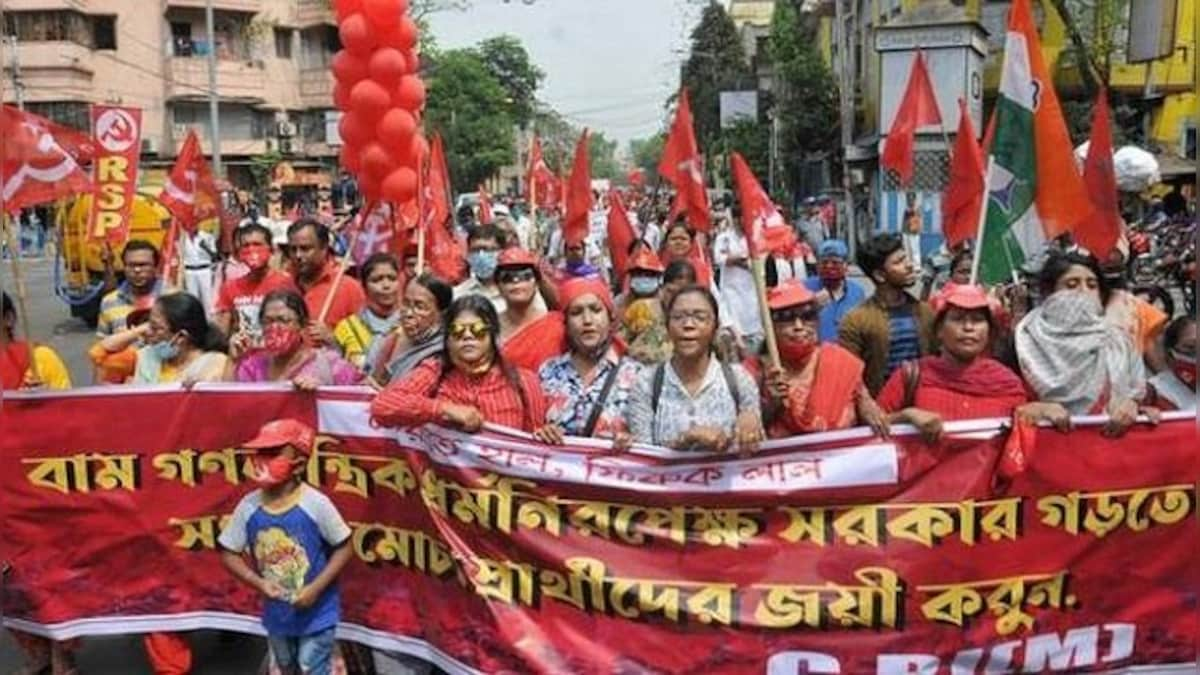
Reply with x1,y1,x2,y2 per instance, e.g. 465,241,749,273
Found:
756,281,887,438
370,294,547,432
626,285,763,452
369,273,454,386
495,248,565,371
232,289,362,389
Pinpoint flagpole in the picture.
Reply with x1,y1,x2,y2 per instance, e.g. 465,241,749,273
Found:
317,201,370,327
968,155,994,285
751,256,781,371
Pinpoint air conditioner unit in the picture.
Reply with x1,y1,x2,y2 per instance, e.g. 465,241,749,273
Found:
277,121,298,138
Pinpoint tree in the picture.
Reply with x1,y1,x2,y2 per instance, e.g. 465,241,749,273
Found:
628,133,666,183
588,131,621,180
531,107,576,173
679,1,755,158
477,35,545,129
722,118,769,184
768,0,839,203
423,48,516,192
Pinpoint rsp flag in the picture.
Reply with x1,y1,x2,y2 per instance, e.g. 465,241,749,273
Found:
0,387,1196,674
87,106,142,244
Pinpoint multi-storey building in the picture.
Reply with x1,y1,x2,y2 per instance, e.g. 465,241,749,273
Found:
1,0,342,189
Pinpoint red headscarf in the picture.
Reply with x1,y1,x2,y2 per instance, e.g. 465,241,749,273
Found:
559,277,614,316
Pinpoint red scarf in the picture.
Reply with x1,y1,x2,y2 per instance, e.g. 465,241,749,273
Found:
1,342,31,390
919,355,1028,399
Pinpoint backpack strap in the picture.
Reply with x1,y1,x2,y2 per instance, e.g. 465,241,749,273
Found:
720,360,743,415
582,362,623,437
651,363,666,415
901,359,921,410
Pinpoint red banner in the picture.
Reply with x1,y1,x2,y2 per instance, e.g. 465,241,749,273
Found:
0,387,1196,674
87,106,142,244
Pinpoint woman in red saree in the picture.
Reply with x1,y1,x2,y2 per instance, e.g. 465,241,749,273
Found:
878,283,1071,443
495,247,565,371
756,281,887,438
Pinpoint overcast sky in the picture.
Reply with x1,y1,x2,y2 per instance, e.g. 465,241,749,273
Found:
427,0,706,148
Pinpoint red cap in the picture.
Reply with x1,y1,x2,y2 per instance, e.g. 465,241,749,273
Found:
242,419,316,455
627,247,665,274
931,283,992,316
497,247,537,268
766,280,816,310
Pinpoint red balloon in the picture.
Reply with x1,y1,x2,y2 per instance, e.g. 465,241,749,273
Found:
362,0,407,30
394,16,419,50
331,50,369,85
408,133,429,165
406,50,421,74
393,75,426,110
381,167,418,203
361,143,394,179
339,143,363,173
338,112,372,147
367,48,408,86
376,108,417,152
360,174,382,203
332,82,352,110
349,79,392,120
338,13,376,56
334,0,363,22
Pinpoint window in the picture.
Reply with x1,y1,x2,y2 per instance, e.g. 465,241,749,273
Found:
27,102,89,132
3,11,92,47
274,27,293,59
93,15,116,50
171,22,193,57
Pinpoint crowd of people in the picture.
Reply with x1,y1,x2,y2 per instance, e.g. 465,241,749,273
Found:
0,193,1195,674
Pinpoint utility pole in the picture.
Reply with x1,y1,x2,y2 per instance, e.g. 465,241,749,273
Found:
205,0,222,177
831,0,858,260
5,34,24,110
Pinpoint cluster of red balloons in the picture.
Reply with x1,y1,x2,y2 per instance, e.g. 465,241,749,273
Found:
332,0,428,204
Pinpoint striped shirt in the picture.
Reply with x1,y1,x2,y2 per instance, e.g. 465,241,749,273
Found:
97,281,161,337
370,359,547,432
884,307,920,380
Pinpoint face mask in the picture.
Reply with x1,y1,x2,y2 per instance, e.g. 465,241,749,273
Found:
148,337,180,362
778,337,817,367
630,276,661,297
1171,352,1197,388
251,455,297,487
263,323,303,356
468,251,499,281
239,244,271,270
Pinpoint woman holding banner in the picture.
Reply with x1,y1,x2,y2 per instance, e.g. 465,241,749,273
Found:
756,281,887,438
332,253,403,372
133,293,229,385
369,273,453,386
879,283,1071,443
534,278,642,447
626,286,763,452
371,295,547,432
232,289,362,388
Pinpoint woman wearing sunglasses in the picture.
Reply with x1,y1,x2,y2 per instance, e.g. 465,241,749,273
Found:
371,295,547,433
626,285,763,452
757,281,887,438
495,248,565,371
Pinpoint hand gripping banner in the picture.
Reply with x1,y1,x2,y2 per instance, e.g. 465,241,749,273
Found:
0,386,1196,674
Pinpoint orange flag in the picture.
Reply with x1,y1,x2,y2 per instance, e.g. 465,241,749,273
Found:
1078,89,1122,259
730,152,796,257
606,189,637,279
658,89,711,232
563,129,592,247
941,99,985,249
880,52,943,186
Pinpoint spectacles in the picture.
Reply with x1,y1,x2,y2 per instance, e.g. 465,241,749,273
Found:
771,307,820,324
668,310,714,324
449,320,490,339
497,268,536,285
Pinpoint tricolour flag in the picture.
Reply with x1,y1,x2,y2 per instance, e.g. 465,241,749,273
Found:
974,0,1089,284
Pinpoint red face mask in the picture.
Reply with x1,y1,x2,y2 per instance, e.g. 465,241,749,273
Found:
778,336,817,367
239,243,271,270
263,323,303,356
1172,351,1197,388
251,454,297,487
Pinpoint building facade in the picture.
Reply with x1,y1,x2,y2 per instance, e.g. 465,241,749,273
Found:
2,0,342,189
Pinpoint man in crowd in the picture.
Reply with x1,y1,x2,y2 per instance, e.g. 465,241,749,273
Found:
805,240,867,343
838,233,935,395
214,223,297,339
97,239,163,337
797,197,827,250
180,224,219,313
454,224,505,308
287,218,366,330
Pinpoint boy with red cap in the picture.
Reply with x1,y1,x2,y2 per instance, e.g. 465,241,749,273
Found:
219,419,352,675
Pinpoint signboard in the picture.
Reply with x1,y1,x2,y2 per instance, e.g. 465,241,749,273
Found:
86,105,142,244
719,91,758,129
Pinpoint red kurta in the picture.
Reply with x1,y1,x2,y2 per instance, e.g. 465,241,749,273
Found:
370,358,547,432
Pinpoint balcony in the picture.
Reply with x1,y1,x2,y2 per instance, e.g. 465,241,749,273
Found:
299,68,334,108
165,0,261,12
295,0,336,26
10,41,94,100
167,57,265,103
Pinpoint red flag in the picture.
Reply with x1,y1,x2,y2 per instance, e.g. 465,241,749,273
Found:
0,105,94,213
880,52,943,186
159,130,220,236
563,130,592,247
941,99,985,249
730,152,796,258
422,134,464,283
657,89,711,232
344,203,396,266
477,184,493,225
526,135,555,208
606,189,637,279
627,168,646,190
687,239,714,287
1078,89,1122,259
